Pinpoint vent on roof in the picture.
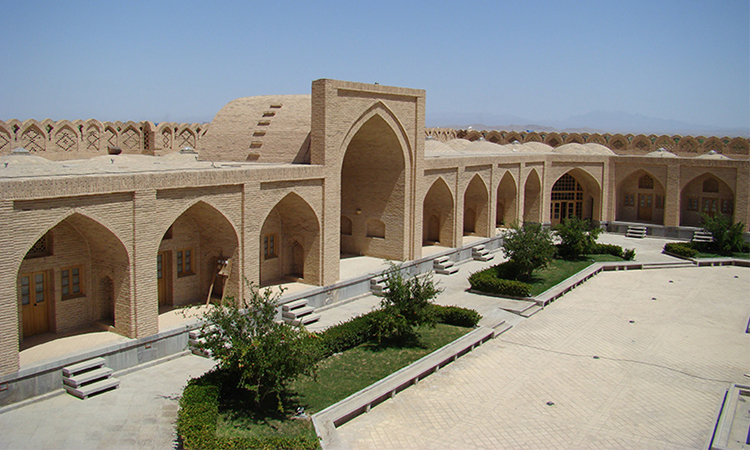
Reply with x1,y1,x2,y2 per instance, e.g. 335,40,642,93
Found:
247,152,260,161
250,141,263,148
262,111,276,117
253,131,266,137
269,103,282,108
257,120,271,126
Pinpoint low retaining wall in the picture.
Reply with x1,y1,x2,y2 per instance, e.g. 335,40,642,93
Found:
0,323,199,409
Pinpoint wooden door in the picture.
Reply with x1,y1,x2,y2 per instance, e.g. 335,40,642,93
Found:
20,271,49,337
638,194,653,221
157,251,172,307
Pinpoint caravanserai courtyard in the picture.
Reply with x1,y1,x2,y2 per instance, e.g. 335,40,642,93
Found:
0,235,747,449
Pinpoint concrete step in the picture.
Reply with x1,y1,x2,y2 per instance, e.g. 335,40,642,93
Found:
626,225,647,238
492,322,513,337
282,299,309,311
282,305,315,319
519,305,543,317
287,313,321,326
472,246,494,262
62,357,106,377
435,265,459,275
64,377,120,399
434,255,451,265
63,367,113,388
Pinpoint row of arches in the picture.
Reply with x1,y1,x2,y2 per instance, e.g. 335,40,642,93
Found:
420,168,736,247
16,191,325,345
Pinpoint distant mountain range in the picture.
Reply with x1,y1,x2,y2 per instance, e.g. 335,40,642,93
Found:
428,110,749,138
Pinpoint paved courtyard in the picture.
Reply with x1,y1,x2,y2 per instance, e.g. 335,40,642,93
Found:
336,265,750,449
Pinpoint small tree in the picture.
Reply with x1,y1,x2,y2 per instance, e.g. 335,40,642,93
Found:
195,281,321,411
502,222,555,280
700,214,746,256
373,264,442,344
554,216,602,259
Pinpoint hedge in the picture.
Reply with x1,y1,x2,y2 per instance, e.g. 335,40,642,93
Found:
178,291,483,448
468,269,532,297
177,376,319,450
663,242,697,258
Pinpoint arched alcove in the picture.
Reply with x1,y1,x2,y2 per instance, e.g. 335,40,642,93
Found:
422,178,455,246
463,175,489,236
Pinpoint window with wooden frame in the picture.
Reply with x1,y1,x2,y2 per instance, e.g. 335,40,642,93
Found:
638,174,654,189
655,195,664,209
721,199,733,215
263,234,278,259
687,197,699,211
624,193,635,207
61,266,83,300
176,249,194,276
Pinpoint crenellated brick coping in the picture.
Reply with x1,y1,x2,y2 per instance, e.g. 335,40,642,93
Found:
425,127,750,157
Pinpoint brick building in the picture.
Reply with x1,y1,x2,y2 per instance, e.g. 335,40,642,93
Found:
0,79,747,378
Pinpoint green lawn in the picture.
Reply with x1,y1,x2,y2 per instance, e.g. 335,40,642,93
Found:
216,323,471,440
695,251,750,260
524,254,623,296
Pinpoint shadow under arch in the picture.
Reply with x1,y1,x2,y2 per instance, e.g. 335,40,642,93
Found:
260,192,321,287
423,177,455,247
340,109,408,260
523,169,542,224
157,200,241,309
679,172,735,227
496,171,518,227
463,174,490,237
616,168,667,225
16,211,132,347
549,168,603,226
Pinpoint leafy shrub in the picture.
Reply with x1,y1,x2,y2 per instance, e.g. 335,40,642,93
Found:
554,217,602,259
701,214,747,256
592,243,623,258
431,305,482,327
373,265,443,344
468,270,532,297
502,223,555,279
622,248,636,260
663,242,697,258
195,282,322,411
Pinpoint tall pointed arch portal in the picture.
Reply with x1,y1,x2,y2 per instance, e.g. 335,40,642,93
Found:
340,114,406,260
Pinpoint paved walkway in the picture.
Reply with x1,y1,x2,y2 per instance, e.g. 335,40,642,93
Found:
0,355,215,449
336,265,750,449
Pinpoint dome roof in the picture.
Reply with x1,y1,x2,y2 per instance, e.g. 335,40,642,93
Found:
425,138,462,156
646,148,678,158
695,150,731,160
553,143,615,155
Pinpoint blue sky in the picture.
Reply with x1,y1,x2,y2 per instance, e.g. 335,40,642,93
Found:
0,0,747,132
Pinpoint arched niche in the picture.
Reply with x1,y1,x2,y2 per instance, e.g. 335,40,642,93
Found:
423,178,455,246
463,174,489,236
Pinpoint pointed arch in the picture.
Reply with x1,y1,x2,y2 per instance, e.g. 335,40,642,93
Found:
463,174,490,236
616,168,666,224
16,211,132,341
423,177,455,247
340,106,408,260
680,172,735,227
496,171,518,227
523,169,542,224
260,192,321,286
549,168,602,226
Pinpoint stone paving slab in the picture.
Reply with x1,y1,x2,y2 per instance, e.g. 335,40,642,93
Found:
336,266,750,449
0,354,216,450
